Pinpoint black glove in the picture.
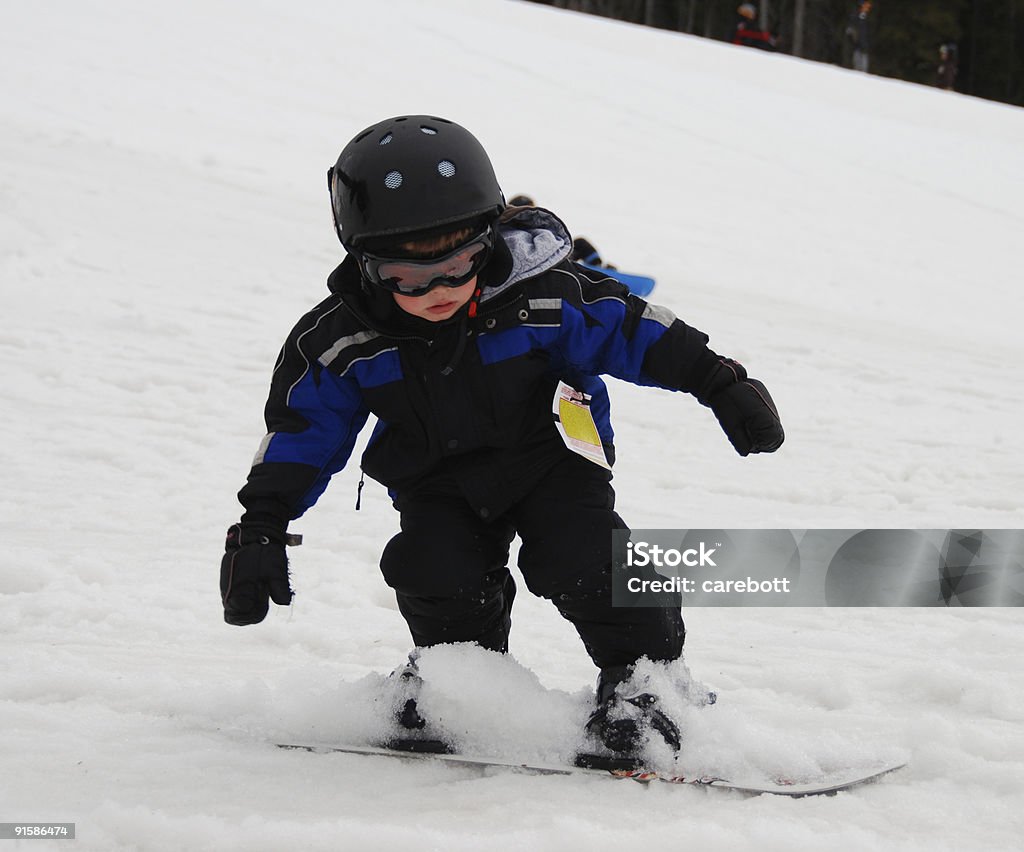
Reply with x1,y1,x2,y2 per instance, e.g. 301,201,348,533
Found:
700,359,785,457
220,523,293,626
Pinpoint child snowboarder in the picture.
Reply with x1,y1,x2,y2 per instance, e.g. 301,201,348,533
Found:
220,115,784,761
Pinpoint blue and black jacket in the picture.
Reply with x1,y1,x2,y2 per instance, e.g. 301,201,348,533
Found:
237,208,729,534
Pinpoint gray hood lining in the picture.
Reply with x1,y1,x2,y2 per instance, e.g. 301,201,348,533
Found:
480,207,573,304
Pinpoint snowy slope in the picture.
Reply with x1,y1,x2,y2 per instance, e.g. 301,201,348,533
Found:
2,0,1024,849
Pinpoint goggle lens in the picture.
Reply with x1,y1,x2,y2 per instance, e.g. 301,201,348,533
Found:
361,229,493,296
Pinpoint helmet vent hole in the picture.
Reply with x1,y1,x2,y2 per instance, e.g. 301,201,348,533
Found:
384,170,404,189
420,126,438,135
379,133,393,145
437,160,456,178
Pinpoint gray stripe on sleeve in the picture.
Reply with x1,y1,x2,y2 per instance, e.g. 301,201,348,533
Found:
642,303,677,329
318,330,381,368
252,432,276,466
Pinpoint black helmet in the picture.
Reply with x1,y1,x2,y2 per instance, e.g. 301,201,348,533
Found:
329,115,505,250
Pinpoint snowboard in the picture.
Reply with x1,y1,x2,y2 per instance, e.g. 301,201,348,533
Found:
276,741,906,797
577,261,657,298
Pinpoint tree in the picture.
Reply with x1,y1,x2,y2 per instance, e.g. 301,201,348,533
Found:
793,0,807,57
961,0,1024,103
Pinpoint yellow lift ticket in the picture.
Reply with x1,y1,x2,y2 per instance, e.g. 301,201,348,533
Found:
552,381,611,470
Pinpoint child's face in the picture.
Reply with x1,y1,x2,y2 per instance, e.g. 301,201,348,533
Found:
392,277,477,322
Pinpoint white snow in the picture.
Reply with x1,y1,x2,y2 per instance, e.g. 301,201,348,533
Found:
3,0,1024,849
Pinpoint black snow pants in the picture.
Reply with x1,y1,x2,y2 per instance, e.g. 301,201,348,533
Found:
379,454,685,670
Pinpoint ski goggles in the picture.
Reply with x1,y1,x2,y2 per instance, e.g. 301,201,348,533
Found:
358,227,494,297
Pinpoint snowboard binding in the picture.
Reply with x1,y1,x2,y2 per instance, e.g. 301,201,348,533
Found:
577,667,682,770
380,654,453,755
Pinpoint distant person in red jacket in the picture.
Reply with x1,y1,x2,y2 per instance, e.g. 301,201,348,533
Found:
732,3,777,52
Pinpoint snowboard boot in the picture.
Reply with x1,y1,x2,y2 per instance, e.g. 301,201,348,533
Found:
577,665,681,771
381,654,451,754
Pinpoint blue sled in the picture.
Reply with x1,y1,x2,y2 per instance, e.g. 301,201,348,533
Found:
577,262,656,298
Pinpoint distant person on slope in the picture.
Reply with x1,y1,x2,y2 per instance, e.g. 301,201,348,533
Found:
845,1,872,73
731,3,778,52
936,43,958,91
219,116,784,766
